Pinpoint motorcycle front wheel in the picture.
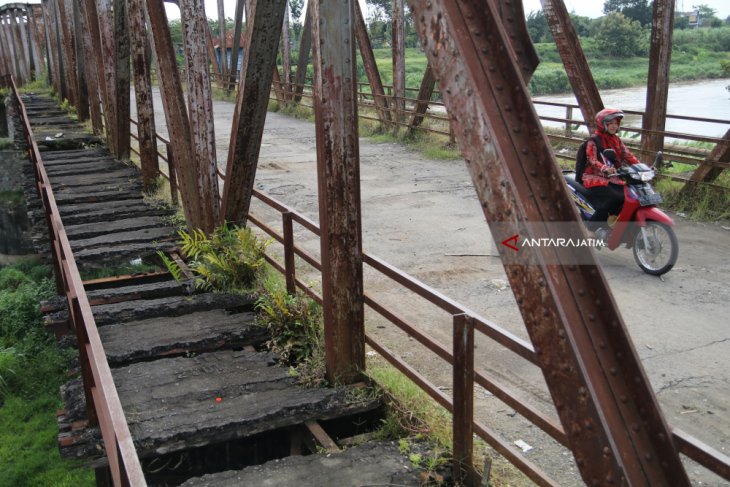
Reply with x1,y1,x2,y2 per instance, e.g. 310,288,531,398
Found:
632,221,678,276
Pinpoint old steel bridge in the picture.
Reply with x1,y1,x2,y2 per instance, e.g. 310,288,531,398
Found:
1,0,729,486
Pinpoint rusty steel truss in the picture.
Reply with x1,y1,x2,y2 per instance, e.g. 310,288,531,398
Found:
2,1,730,486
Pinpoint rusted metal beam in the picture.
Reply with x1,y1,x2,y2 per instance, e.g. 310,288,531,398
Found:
453,314,480,487
496,0,539,82
15,9,31,82
97,0,119,153
145,0,206,231
216,0,228,88
353,0,390,125
41,1,60,91
226,0,245,95
541,0,603,131
11,9,30,84
179,0,220,228
50,0,67,99
72,0,89,121
311,0,364,384
280,1,291,100
687,128,730,185
77,0,103,133
391,0,405,130
407,63,435,134
220,0,286,225
130,0,160,189
28,6,45,77
292,2,311,103
406,1,690,484
205,20,222,85
56,0,78,105
113,0,131,160
641,0,674,161
80,0,109,135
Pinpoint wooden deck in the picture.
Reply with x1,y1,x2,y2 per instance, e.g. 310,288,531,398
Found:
16,94,419,484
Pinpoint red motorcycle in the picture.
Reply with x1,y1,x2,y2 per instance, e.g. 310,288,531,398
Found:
565,152,678,276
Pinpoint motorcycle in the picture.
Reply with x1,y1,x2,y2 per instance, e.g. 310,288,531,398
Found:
564,150,679,276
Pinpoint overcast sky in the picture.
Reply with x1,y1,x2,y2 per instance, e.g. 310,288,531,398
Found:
162,0,730,22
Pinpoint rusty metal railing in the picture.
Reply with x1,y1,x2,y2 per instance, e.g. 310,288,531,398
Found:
128,104,730,483
5,75,146,487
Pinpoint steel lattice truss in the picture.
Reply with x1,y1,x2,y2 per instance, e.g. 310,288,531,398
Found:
2,1,729,485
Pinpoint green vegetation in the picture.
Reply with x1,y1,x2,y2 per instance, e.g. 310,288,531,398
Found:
0,261,94,487
0,138,14,150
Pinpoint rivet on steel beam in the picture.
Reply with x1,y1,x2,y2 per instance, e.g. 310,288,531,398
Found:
521,148,529,155
584,420,592,430
539,192,546,200
634,376,642,384
473,31,481,36
598,341,606,349
488,65,496,72
481,47,487,54
578,386,588,397
542,308,549,317
504,104,512,111
602,446,611,457
577,288,585,296
616,352,623,358
558,329,565,339
590,268,597,276
620,395,628,403
529,169,537,176
610,367,617,375
562,363,570,371
632,423,640,432
594,299,601,305
588,313,595,321
645,453,653,461
611,320,619,328
658,433,666,441
661,461,670,468
604,476,613,485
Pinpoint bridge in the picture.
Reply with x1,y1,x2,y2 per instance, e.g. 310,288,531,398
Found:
1,1,730,486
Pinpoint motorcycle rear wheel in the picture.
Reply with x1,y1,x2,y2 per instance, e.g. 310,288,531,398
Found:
632,221,678,276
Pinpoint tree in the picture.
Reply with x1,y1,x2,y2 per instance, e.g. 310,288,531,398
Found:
526,10,552,43
594,12,646,57
603,0,652,26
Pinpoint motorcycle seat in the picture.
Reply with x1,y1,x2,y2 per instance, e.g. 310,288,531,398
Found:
564,171,591,197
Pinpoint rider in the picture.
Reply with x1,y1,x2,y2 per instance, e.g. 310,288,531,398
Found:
583,107,640,232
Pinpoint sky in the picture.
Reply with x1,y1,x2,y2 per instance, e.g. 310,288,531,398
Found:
159,0,730,22
0,0,727,23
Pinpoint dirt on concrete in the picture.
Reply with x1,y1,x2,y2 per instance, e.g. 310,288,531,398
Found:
144,91,730,486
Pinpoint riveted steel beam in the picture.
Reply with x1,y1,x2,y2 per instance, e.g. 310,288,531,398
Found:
226,0,245,94
406,1,689,484
220,0,287,225
353,0,391,125
72,0,89,121
56,0,77,105
146,0,206,231
407,63,435,134
77,0,103,133
130,0,160,188
641,0,674,161
179,0,220,228
541,0,603,130
81,0,110,135
216,0,227,88
292,2,311,103
280,2,291,99
311,0,364,384
391,0,405,130
113,0,130,160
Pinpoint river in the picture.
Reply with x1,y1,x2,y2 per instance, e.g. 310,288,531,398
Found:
533,78,730,138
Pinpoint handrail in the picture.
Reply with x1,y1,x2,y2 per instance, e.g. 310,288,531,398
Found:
6,75,146,487
125,90,730,483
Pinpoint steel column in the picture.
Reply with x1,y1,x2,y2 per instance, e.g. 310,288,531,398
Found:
97,0,119,153
130,0,160,189
72,0,89,121
220,0,287,225
227,0,245,95
28,6,45,78
641,0,674,161
77,0,103,133
146,0,206,231
391,0,405,130
311,0,364,384
407,63,436,134
406,1,690,484
541,0,603,131
453,314,480,486
292,3,311,103
216,0,228,88
113,0,131,160
687,129,730,184
57,0,78,104
353,0,391,125
180,0,220,228
280,1,291,100
81,0,110,135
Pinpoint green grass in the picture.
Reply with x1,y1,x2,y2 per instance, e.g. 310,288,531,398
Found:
0,262,94,487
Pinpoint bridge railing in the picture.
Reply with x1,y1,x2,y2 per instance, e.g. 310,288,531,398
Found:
135,122,730,484
4,75,146,487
